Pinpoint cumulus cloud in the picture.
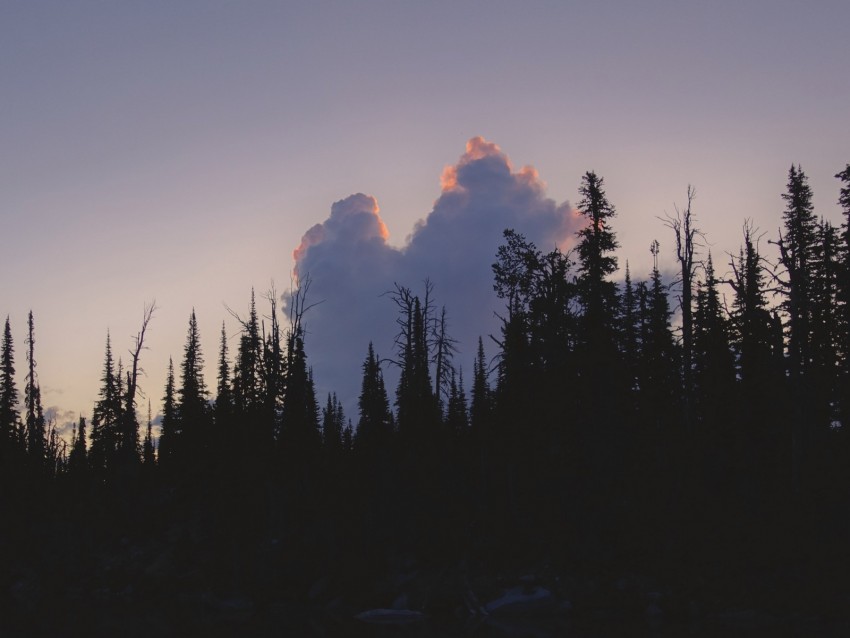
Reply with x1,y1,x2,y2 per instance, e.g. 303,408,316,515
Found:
290,137,581,414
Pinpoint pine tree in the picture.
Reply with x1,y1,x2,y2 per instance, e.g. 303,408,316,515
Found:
232,290,264,416
662,186,701,432
216,322,232,411
157,357,177,468
356,342,393,450
575,171,620,333
574,173,623,473
777,164,818,377
24,311,46,464
776,165,818,491
810,219,842,430
262,289,286,444
393,287,438,438
692,254,736,433
620,262,641,402
638,242,680,430
445,367,469,435
469,336,491,437
342,420,353,453
322,392,344,454
727,222,786,485
177,310,209,461
89,333,123,476
730,223,773,389
0,317,21,455
280,329,321,457
68,415,88,475
214,321,233,462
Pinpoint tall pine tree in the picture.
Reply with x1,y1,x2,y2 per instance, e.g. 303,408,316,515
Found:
0,317,21,455
24,311,46,464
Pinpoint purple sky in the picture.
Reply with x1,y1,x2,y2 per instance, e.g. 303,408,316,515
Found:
2,1,848,434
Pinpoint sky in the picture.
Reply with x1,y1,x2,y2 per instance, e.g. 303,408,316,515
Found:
1,1,848,435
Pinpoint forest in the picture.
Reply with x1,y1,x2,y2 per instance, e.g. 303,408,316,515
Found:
1,164,850,635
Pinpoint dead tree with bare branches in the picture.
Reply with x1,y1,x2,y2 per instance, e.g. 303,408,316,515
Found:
661,185,703,432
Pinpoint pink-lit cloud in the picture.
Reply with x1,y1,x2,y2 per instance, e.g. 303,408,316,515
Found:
289,138,581,413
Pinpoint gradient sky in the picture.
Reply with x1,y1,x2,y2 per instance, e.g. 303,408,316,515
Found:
2,1,848,434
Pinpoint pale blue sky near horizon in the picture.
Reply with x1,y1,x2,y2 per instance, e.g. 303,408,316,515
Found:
1,1,848,434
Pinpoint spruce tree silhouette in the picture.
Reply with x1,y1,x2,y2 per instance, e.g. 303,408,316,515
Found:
775,165,818,492
89,333,122,479
24,311,46,466
157,357,177,471
0,316,21,457
354,342,392,452
68,415,88,477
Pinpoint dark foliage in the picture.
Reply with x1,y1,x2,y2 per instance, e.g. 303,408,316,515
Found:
2,165,850,632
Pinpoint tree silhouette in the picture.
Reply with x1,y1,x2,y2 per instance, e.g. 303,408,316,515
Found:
24,311,46,465
0,316,21,456
157,357,177,469
355,342,392,451
68,415,88,476
177,309,209,468
775,165,818,491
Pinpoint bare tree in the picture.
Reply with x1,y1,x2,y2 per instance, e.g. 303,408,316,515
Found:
661,186,704,430
432,305,458,403
119,302,156,454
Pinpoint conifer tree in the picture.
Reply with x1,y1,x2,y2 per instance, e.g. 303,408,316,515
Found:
232,290,264,416
342,420,353,453
279,329,321,456
469,336,491,437
574,171,625,471
662,186,701,431
0,316,21,454
775,165,818,491
177,310,209,460
393,286,438,438
356,342,393,450
810,220,842,429
445,367,469,435
157,358,177,468
576,171,620,335
24,311,46,463
620,262,641,404
777,165,818,376
89,334,123,476
213,321,233,461
730,224,773,387
68,415,88,475
216,322,232,412
692,254,736,433
638,242,680,430
322,392,344,454
262,288,286,442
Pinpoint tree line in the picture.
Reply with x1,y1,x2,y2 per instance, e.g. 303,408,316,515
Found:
1,163,850,603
